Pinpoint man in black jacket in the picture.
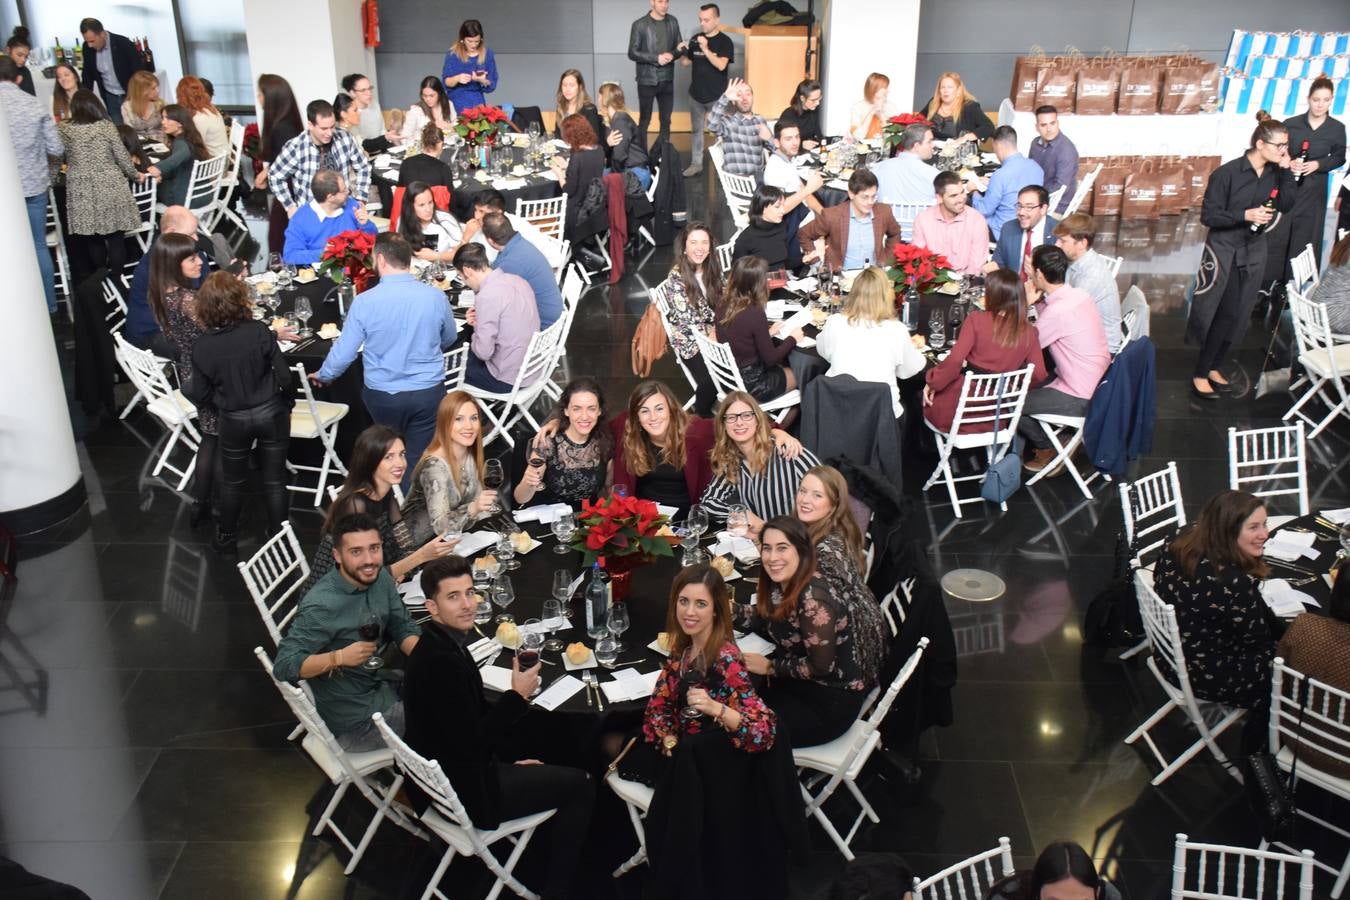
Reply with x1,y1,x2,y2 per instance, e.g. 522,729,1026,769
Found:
79,17,149,124
404,556,593,900
628,0,683,154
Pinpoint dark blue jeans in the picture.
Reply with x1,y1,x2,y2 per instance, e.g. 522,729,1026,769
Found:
362,384,444,492
466,355,515,393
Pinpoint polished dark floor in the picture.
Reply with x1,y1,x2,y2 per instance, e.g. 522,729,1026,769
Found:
4,152,1349,899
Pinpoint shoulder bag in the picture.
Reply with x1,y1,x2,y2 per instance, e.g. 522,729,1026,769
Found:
980,374,1022,503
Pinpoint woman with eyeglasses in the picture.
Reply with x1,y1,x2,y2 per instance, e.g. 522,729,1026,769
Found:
700,392,818,533
776,79,822,149
441,20,498,113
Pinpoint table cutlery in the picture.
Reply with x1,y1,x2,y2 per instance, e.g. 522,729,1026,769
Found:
582,671,593,707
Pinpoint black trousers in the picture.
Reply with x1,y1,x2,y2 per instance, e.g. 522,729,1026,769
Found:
217,399,291,535
494,762,594,900
685,352,718,417
760,679,866,748
67,232,128,286
1194,260,1259,379
637,81,674,153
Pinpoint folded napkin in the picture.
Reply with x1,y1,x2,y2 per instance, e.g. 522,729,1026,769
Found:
277,340,297,352
538,170,561,182
468,636,504,665
534,674,586,710
601,668,661,703
734,631,776,656
514,503,572,524
1261,579,1319,617
786,276,819,293
397,579,427,606
455,530,500,558
498,177,527,189
711,532,759,564
1264,530,1319,562
479,665,514,692
656,504,680,520
1322,507,1350,525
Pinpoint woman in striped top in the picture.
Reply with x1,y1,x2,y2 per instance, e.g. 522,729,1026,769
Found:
700,391,818,534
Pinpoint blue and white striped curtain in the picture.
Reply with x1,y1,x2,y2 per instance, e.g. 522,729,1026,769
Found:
1222,29,1350,115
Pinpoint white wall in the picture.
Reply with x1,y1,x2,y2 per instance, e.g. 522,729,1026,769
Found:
242,0,368,118
819,0,921,136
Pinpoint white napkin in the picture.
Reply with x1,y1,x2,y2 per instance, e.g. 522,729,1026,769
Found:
455,530,500,558
1321,507,1350,525
786,276,819,293
277,340,297,352
514,503,573,524
520,617,569,636
538,170,561,182
372,154,392,167
534,675,586,710
398,579,427,606
1261,579,1318,617
498,177,527,189
468,637,503,665
712,531,759,564
734,631,776,656
795,336,816,349
479,665,514,692
601,668,661,703
656,504,680,520
777,306,814,335
1264,530,1319,562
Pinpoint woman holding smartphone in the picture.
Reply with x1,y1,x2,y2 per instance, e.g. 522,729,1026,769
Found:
441,19,498,113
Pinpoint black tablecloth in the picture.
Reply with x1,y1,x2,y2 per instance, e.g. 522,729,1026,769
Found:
369,143,562,224
1265,514,1340,611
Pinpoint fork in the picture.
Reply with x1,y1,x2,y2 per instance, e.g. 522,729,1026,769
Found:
585,671,605,711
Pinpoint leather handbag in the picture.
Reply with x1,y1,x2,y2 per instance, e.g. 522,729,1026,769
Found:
980,375,1022,503
1242,674,1310,843
630,302,670,377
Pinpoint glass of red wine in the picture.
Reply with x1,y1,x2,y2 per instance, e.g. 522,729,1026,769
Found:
358,609,385,670
679,647,707,721
483,459,505,515
517,629,543,696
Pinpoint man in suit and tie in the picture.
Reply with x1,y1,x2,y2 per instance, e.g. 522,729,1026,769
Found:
797,168,903,270
988,185,1056,280
403,556,594,898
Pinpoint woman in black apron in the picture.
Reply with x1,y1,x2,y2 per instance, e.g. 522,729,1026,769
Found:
1267,76,1348,283
1188,117,1296,400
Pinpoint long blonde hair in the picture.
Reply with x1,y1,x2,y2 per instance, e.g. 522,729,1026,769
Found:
843,266,897,326
800,465,865,571
422,391,486,483
623,381,690,477
929,71,976,118
555,69,593,123
127,71,160,119
710,391,774,481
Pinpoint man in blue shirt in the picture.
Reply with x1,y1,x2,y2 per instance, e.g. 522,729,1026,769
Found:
125,206,208,355
873,122,940,206
970,125,1045,237
282,170,378,265
312,233,458,493
1028,106,1079,214
481,212,561,328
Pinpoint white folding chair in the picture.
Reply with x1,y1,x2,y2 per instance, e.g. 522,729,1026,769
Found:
1023,410,1103,500
877,577,915,638
102,276,129,334
890,201,929,243
1063,162,1103,217
113,333,201,490
287,362,350,507
708,143,753,229
254,648,426,875
45,189,74,317
515,195,567,242
603,770,654,877
1107,254,1123,278
1227,422,1308,526
237,521,310,646
1171,832,1316,900
1046,184,1067,214
921,365,1035,518
1267,658,1350,898
1124,578,1245,786
443,345,469,391
124,175,159,253
373,711,556,900
203,120,249,237
326,482,403,506
650,285,699,410
794,638,930,860
715,238,735,273
1119,461,1186,567
539,233,570,284
1121,285,1149,348
463,317,567,448
1284,292,1350,439
637,163,660,248
692,330,800,424
1290,242,1319,294
912,837,1016,900
166,153,228,224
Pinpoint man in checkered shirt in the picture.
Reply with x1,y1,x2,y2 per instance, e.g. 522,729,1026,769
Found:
268,98,372,217
706,76,772,178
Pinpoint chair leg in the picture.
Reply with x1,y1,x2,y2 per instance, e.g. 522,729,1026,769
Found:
803,782,856,862
1118,638,1150,659
843,777,880,825
343,773,402,875
420,847,458,900
314,780,350,838
482,828,540,900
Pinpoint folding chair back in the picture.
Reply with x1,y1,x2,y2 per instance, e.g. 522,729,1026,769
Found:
709,143,753,228
944,366,1035,443
113,333,201,488
561,264,584,312
913,837,1016,900
515,195,567,241
1290,242,1319,294
693,330,801,421
287,362,350,505
465,317,567,446
237,521,310,645
46,189,73,304
1046,184,1066,213
1270,658,1350,777
1171,833,1316,900
254,645,340,747
1107,255,1123,278
1227,422,1309,518
125,175,159,252
1119,461,1185,565
102,276,129,333
204,120,250,236
715,239,735,272
182,154,228,221
1064,162,1103,216
1135,577,1187,693
443,345,469,390
890,201,929,242
1285,291,1350,439
877,578,915,637
650,285,699,409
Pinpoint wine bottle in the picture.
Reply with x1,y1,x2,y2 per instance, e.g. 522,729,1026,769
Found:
1292,140,1310,183
144,38,155,69
72,40,82,70
1250,188,1278,233
54,38,64,66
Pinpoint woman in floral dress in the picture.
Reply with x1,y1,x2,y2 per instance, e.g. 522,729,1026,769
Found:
658,223,722,416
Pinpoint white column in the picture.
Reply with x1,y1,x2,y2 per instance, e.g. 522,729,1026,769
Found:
0,111,83,533
819,0,921,137
242,0,368,118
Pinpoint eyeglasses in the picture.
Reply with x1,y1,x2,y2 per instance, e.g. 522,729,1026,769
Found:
1015,203,1045,211
722,412,756,424
1266,141,1288,149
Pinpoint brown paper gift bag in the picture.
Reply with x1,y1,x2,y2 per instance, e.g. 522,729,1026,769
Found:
1122,162,1162,219
1010,49,1048,113
1119,62,1162,114
1076,63,1119,115
1036,58,1078,114
1187,156,1219,207
1094,164,1130,216
1157,158,1189,214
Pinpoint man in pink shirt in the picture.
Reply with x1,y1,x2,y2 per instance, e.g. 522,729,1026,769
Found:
454,243,541,393
911,170,990,275
1018,245,1110,473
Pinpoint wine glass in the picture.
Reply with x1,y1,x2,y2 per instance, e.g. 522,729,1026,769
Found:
607,602,630,652
482,459,505,514
492,575,515,620
595,629,619,668
551,510,576,553
928,309,946,351
277,264,295,293
518,629,544,695
440,510,467,545
473,589,494,628
726,504,750,540
495,533,520,571
294,296,313,337
552,568,573,608
679,647,707,720
268,251,283,280
528,121,541,141
358,609,384,670
455,150,471,185
542,598,565,651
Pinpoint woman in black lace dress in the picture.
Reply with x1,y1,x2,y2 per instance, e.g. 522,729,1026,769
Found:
513,377,613,508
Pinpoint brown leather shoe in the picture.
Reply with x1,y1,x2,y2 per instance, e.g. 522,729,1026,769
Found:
1023,447,1059,474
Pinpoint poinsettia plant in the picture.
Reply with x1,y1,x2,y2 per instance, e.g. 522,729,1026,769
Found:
569,494,676,568
315,229,377,292
886,241,958,296
883,113,932,153
454,104,511,147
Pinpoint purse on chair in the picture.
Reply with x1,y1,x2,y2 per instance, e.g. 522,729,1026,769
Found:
1242,675,1310,843
980,375,1022,503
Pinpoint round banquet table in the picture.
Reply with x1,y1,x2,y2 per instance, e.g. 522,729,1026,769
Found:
1263,514,1342,613
368,140,563,224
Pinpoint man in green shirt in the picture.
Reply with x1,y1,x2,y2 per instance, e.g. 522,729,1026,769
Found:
273,514,421,751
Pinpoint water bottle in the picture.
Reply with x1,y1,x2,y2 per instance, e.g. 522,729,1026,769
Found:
585,561,611,639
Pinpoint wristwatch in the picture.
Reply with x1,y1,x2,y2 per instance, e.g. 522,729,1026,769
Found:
662,734,679,751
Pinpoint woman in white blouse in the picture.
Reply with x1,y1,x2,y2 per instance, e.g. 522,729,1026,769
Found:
175,75,229,159
848,72,899,142
401,75,456,144
815,266,927,418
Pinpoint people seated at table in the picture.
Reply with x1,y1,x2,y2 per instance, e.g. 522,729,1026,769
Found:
341,72,392,142
733,185,792,270
596,81,651,190
1018,246,1110,472
397,179,460,262
849,72,898,142
707,76,772,178
5,27,33,96
1029,106,1078,215
873,121,939,206
1310,231,1350,335
554,68,604,146
282,169,377,265
397,123,455,190
453,242,540,393
1053,213,1123,353
441,19,498,113
912,171,991,276
401,391,498,546
923,268,1047,433
268,98,371,218
919,71,994,144
174,75,228,159
777,78,823,150
1276,571,1350,779
120,70,163,143
970,126,1044,237
483,212,562,328
700,392,820,529
734,516,883,747
991,184,1056,277
255,74,304,254
660,222,722,415
400,75,456,145
798,168,903,271
125,206,204,353
274,513,423,751
333,92,393,158
514,377,613,508
404,555,594,896
1155,490,1275,750
762,121,826,222
51,62,80,122
315,234,460,491
465,189,561,268
184,273,293,556
719,255,802,402
816,266,927,418
987,841,1122,900
147,104,209,206
549,113,606,243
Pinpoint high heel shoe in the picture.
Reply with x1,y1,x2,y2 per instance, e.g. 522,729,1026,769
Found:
211,529,238,560
189,501,212,528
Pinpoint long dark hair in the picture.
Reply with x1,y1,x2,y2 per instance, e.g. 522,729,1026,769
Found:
719,255,769,325
552,377,612,453
417,74,453,121
673,221,723,310
161,104,210,161
623,380,690,476
323,425,404,533
791,78,821,115
116,124,152,171
258,73,302,161
664,564,735,659
453,19,487,63
398,180,437,246
755,517,818,622
68,88,108,124
989,842,1104,899
148,233,199,328
52,63,79,120
1169,490,1269,580
984,268,1032,348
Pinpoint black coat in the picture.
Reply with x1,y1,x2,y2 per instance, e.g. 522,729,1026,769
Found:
800,374,903,490
74,269,118,417
651,139,686,246
80,32,150,101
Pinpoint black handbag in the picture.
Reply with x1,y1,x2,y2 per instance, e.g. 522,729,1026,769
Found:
1242,679,1309,843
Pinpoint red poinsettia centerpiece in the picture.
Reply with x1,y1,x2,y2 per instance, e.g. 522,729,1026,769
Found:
455,104,511,148
569,493,677,569
883,113,932,153
315,229,377,292
886,241,958,297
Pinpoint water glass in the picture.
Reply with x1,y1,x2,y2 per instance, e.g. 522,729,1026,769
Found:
495,533,520,571
473,591,494,627
595,630,619,668
607,602,630,652
551,511,576,553
491,575,515,618
440,511,467,545
542,598,565,651
552,568,573,605
726,505,750,540
294,296,313,337
928,310,946,351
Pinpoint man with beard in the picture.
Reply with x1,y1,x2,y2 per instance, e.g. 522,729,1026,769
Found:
273,514,421,751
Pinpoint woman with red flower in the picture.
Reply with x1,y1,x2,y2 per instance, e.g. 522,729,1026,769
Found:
513,377,613,509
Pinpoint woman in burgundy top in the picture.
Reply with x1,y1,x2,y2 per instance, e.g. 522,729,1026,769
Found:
923,268,1047,433
718,255,805,402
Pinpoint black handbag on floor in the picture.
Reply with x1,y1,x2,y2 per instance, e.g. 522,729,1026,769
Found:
1242,679,1309,843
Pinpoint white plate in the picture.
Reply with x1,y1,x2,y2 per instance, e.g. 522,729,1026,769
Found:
563,649,597,670
506,534,543,555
